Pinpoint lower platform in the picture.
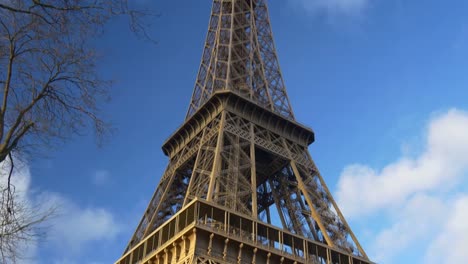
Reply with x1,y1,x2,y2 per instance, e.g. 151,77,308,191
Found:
115,200,373,264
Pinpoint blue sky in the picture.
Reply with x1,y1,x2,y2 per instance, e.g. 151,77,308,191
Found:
5,0,468,263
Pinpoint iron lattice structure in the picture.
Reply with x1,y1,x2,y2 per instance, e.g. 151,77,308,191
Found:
118,1,373,263
186,0,294,120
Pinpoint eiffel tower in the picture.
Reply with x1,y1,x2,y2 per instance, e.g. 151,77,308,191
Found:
116,1,373,263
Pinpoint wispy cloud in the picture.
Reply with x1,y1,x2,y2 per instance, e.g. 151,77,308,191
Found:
335,109,468,262
371,194,449,262
1,161,121,262
46,193,121,251
425,196,468,263
290,0,372,16
337,109,468,217
0,159,38,262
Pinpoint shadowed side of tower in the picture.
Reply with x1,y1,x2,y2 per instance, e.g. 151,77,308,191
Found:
116,1,374,263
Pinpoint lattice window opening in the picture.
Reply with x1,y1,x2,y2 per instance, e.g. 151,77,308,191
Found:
269,177,304,236
155,170,192,220
198,67,208,83
279,166,335,246
283,179,314,236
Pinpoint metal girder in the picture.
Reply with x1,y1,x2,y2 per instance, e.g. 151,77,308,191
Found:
186,0,295,120
126,108,369,258
123,0,371,262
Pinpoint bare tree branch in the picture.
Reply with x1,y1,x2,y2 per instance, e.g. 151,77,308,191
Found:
0,3,50,23
0,0,156,261
0,155,57,263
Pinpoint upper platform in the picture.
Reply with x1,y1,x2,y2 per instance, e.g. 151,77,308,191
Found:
163,91,314,159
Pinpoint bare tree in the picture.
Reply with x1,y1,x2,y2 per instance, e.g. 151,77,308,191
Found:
0,0,154,262
0,159,56,263
0,0,154,162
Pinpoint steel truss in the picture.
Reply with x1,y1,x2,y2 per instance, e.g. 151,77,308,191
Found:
117,201,372,264
126,103,368,258
187,0,294,120
122,0,371,263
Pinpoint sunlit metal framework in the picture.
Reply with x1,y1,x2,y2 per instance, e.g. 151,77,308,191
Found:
117,200,372,264
119,0,373,263
186,0,294,120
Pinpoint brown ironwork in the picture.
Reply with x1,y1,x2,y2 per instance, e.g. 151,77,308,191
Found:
119,0,373,263
186,0,294,120
117,200,373,264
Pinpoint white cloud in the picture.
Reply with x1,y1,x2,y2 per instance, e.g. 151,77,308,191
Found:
371,194,448,262
0,157,31,199
0,159,121,261
0,158,39,262
52,258,105,264
291,0,371,16
370,194,468,263
425,195,468,264
334,108,468,263
47,193,121,251
336,109,468,218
